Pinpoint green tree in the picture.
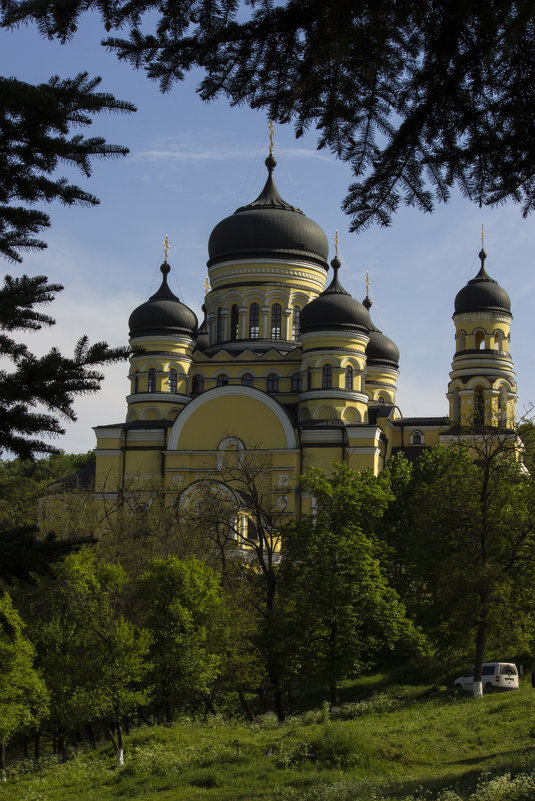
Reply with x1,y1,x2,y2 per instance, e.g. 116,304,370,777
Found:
136,557,224,722
283,463,423,705
4,1,534,230
0,593,48,777
397,442,535,696
35,549,151,765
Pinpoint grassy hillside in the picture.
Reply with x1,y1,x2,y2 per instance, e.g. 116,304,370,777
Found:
2,679,535,801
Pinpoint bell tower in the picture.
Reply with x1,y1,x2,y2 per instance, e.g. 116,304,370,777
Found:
448,244,517,428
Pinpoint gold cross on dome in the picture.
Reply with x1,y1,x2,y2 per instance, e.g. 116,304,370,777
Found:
366,271,370,296
334,229,339,258
481,224,485,249
268,120,275,155
163,234,170,262
203,276,210,295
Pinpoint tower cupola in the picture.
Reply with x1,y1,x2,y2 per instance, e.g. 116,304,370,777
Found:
448,243,516,428
129,261,198,339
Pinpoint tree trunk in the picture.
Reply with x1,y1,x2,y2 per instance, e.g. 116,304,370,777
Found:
329,680,340,706
34,731,40,761
237,686,255,722
473,605,488,699
137,706,151,727
116,723,124,767
107,725,124,767
1,742,6,781
86,724,96,748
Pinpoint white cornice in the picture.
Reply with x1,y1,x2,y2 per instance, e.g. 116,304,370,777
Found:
126,393,190,404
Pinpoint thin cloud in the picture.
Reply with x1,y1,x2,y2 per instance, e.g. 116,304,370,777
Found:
133,143,332,164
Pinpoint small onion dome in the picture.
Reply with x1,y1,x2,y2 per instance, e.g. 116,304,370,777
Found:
195,304,210,350
454,248,511,315
300,256,371,334
362,294,399,367
207,153,329,269
129,262,198,338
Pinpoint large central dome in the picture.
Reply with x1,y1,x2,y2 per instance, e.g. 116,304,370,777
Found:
207,154,329,269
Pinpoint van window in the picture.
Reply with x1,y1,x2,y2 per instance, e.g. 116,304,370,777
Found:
500,664,517,675
482,665,496,676
464,667,475,677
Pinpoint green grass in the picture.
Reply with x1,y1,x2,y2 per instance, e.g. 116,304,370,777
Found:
2,680,535,801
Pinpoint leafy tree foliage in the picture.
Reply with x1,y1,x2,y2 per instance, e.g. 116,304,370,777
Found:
282,464,424,705
136,557,224,722
0,593,48,775
3,1,534,230
382,443,535,694
33,549,151,765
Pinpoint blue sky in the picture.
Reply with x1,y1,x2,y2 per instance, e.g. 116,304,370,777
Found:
3,15,535,454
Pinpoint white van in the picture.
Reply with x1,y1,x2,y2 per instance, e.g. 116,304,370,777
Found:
454,662,519,694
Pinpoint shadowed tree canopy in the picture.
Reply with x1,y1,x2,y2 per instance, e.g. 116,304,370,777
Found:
3,0,534,231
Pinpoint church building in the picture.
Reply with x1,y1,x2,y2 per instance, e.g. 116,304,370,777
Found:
93,145,518,519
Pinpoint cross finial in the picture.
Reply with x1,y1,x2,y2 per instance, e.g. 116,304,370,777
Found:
268,120,275,156
481,224,484,250
163,234,170,263
334,229,339,258
366,271,370,296
203,275,210,295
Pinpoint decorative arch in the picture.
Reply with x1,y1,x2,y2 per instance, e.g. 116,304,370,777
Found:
126,410,138,422
141,407,161,421
314,406,337,420
410,430,424,445
167,385,297,450
342,407,360,423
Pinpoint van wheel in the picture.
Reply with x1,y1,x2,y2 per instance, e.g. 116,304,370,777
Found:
454,683,463,694
484,683,494,694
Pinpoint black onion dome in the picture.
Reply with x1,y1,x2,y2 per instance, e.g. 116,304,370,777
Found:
362,294,399,367
454,249,511,315
129,262,198,338
207,154,329,269
300,257,371,334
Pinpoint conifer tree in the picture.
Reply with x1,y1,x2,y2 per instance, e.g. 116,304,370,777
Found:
3,0,534,230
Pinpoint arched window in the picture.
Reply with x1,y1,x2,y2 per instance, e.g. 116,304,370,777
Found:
266,373,279,393
271,303,282,340
322,364,332,389
191,374,204,395
217,374,229,387
474,386,485,425
147,368,156,393
168,368,178,393
245,518,259,541
241,373,254,387
345,365,353,391
133,371,139,393
378,395,386,404
494,330,504,350
474,330,485,350
307,367,312,391
291,372,302,392
216,307,223,344
249,303,260,339
230,304,239,341
292,305,301,340
411,430,423,445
